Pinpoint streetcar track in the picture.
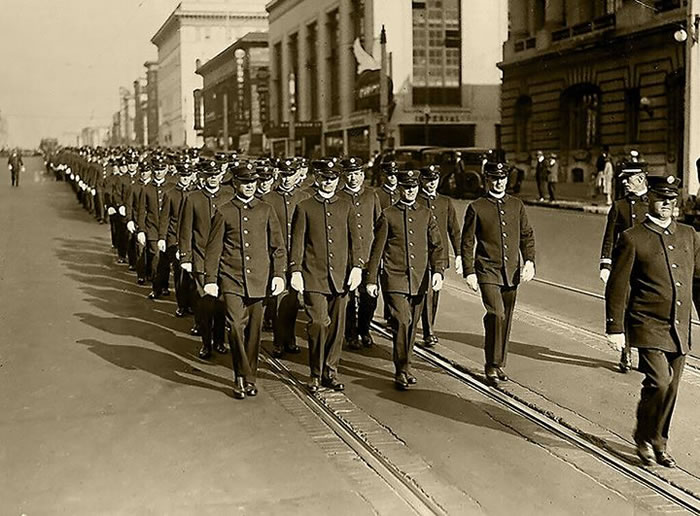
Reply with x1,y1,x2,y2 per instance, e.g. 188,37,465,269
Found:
368,321,700,515
261,349,446,516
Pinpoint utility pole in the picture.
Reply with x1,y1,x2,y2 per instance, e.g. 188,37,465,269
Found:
378,25,388,152
683,2,700,197
222,92,229,151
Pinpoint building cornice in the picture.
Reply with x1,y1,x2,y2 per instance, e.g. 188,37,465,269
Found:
196,32,268,76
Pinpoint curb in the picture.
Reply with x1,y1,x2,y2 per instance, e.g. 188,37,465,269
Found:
522,199,609,215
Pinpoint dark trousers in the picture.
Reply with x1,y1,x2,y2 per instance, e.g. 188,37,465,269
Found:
547,181,556,201
127,231,138,268
94,191,105,221
147,241,170,294
136,239,149,281
480,284,518,368
635,349,685,450
536,173,546,199
385,292,425,376
274,290,300,350
421,282,440,340
116,216,129,260
194,274,225,348
263,294,277,328
167,246,191,311
11,171,19,187
224,294,263,380
109,214,119,248
303,291,348,380
345,286,377,340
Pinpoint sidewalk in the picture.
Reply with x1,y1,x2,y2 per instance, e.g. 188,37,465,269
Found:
515,179,611,215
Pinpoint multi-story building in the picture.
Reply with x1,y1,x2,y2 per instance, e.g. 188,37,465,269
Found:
133,78,148,146
195,32,269,154
266,0,506,159
144,61,160,147
500,0,685,183
150,0,268,148
79,127,110,147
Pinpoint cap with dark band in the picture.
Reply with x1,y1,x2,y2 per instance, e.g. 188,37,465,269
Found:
198,160,220,175
278,158,299,175
312,159,340,178
256,165,274,180
340,156,363,172
397,169,420,187
381,160,399,175
233,162,258,182
420,164,440,180
176,161,195,175
483,161,509,178
618,159,648,178
647,175,680,198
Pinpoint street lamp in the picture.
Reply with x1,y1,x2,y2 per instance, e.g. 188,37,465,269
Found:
423,105,431,146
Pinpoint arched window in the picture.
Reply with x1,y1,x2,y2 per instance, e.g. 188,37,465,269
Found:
514,95,532,153
561,84,600,150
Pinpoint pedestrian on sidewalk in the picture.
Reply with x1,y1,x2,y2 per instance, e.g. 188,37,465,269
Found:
546,153,558,201
461,161,536,387
601,153,615,205
535,150,547,201
8,149,23,187
595,145,609,199
605,175,700,469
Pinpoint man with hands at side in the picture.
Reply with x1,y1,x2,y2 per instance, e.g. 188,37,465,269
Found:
461,161,536,387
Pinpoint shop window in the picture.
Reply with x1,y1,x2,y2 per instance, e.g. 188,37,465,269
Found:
561,83,600,149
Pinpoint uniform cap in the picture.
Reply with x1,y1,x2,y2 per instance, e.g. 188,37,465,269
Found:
176,161,195,175
198,160,220,175
647,175,680,198
256,165,274,180
618,159,648,178
381,161,399,175
340,156,364,172
151,155,167,170
278,158,299,175
483,161,509,178
420,164,441,180
397,169,420,187
233,161,258,182
312,159,340,178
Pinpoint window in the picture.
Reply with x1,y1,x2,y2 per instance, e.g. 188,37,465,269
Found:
514,96,532,153
306,23,319,121
273,42,283,124
666,71,684,174
624,88,640,143
561,84,600,149
327,10,341,116
288,33,299,116
534,0,545,31
412,0,461,106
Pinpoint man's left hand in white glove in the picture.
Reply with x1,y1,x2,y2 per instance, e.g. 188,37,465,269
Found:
270,276,285,296
347,267,363,291
107,207,117,216
454,255,463,276
432,272,444,291
203,283,219,297
137,232,146,247
127,221,136,233
157,240,166,253
522,260,535,282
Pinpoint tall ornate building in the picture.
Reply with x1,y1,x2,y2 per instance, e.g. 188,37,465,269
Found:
266,0,506,158
500,0,685,182
150,0,268,147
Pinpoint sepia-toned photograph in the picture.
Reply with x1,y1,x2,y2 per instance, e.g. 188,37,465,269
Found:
2,0,700,514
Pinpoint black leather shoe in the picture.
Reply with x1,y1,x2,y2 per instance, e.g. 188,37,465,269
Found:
244,382,258,397
214,342,228,354
175,308,186,318
117,257,126,264
190,324,200,336
347,337,362,350
308,378,320,393
129,265,136,271
137,278,145,285
270,346,284,359
322,377,345,391
495,367,509,382
262,320,274,332
285,343,301,354
423,334,438,348
654,449,676,468
406,373,417,385
485,366,499,387
233,377,246,399
148,291,159,300
361,334,374,348
198,344,212,359
395,373,410,390
161,289,170,296
619,349,632,373
636,440,655,466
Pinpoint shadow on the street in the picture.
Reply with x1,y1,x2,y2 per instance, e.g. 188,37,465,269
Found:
436,330,615,371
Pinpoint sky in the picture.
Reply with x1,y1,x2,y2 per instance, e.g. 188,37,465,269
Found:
0,0,181,148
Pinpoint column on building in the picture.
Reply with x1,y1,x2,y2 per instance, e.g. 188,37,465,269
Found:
317,12,328,127
545,0,565,29
280,33,290,123
298,23,309,121
340,0,354,120
509,0,529,39
564,0,589,26
527,0,536,35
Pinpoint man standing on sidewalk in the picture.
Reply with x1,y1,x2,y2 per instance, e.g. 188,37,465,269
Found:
8,149,24,187
599,159,649,373
605,175,700,468
534,151,547,202
461,161,536,386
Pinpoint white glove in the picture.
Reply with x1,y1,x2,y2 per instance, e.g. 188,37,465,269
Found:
67,167,72,174
118,206,126,216
432,272,443,291
367,284,379,298
466,273,479,292
290,271,304,293
20,166,25,173
157,240,166,253
137,232,146,246
127,221,136,234
606,333,625,353
454,255,463,276
599,269,610,284
91,188,96,196
203,283,219,297
522,260,535,282
270,276,285,296
347,267,363,291
107,207,117,216
175,250,181,261
181,262,192,273
70,174,75,180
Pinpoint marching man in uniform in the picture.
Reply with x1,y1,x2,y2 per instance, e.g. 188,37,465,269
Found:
599,159,649,373
461,162,536,386
605,175,700,468
366,169,445,390
204,163,287,399
289,159,364,392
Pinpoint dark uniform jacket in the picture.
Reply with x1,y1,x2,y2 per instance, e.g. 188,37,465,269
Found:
178,187,234,274
289,193,364,295
339,186,382,263
158,184,188,247
137,179,171,241
128,180,149,225
599,193,649,270
367,202,445,296
119,174,138,214
460,193,535,286
204,197,286,298
417,190,461,268
605,219,700,354
266,187,306,252
376,185,399,210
